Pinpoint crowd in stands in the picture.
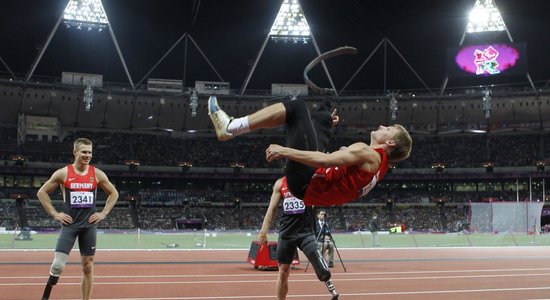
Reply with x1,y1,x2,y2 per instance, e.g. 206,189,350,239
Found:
1,127,549,168
0,126,546,235
0,180,541,218
6,129,287,168
398,133,548,168
1,197,469,233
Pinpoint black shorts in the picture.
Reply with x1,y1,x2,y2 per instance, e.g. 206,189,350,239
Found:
55,226,97,256
277,234,318,264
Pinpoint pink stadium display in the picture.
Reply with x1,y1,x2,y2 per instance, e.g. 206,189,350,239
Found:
454,44,521,76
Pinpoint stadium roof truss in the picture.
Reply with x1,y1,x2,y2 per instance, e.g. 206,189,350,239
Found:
0,55,16,80
24,0,135,89
240,0,338,96
134,32,225,88
103,0,226,91
245,0,435,99
339,37,434,96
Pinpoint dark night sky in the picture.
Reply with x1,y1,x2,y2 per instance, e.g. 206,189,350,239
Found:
1,0,549,92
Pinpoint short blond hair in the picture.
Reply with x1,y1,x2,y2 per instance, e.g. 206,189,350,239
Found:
73,138,93,151
387,125,412,162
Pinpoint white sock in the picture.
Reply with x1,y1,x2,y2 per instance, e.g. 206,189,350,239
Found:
227,116,250,136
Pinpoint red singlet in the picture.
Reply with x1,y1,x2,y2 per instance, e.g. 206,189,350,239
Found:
303,148,389,206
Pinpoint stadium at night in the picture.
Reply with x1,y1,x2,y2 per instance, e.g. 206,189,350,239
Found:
1,1,550,299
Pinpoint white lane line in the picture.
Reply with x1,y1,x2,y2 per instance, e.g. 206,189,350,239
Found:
4,266,550,279
56,286,550,300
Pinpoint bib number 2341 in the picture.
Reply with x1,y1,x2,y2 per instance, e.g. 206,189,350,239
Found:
70,191,94,208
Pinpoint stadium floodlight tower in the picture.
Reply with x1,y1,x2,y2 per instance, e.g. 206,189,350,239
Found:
461,0,510,45
63,0,109,31
240,0,338,96
25,0,135,89
441,0,536,95
269,0,311,44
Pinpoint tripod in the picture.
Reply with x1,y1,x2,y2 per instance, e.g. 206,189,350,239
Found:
305,221,347,272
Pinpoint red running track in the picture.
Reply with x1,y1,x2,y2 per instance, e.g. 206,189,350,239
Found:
1,247,550,299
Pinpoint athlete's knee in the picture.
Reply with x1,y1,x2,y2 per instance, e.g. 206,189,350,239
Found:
50,262,65,276
50,252,69,276
278,264,291,278
81,257,94,276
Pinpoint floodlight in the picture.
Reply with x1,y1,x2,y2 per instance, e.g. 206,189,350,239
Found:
63,0,109,31
241,0,339,95
466,0,506,33
26,0,135,90
269,0,311,42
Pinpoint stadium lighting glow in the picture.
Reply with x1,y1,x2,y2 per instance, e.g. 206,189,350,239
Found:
269,0,311,43
482,89,492,118
83,85,94,112
189,89,199,117
63,0,109,30
388,93,398,120
466,0,506,33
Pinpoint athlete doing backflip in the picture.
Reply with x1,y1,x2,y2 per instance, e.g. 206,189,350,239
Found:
207,96,412,206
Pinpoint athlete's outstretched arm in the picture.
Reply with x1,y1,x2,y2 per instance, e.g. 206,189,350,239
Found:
266,142,382,171
258,178,283,244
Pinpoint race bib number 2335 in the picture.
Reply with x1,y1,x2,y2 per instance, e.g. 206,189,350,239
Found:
283,197,305,215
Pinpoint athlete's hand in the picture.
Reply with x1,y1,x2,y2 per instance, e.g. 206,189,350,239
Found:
53,212,73,225
266,144,286,162
88,212,107,224
331,108,339,127
258,233,268,245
